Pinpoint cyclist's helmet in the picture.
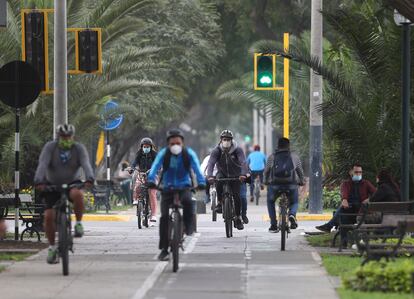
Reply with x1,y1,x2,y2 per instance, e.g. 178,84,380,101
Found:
56,124,75,137
140,137,153,147
220,129,233,139
166,129,184,141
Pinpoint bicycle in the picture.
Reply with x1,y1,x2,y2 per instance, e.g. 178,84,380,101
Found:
131,169,151,229
254,175,261,206
210,182,217,222
44,182,85,276
276,189,291,251
215,178,240,238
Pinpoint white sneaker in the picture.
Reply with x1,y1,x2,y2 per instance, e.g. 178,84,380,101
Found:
150,216,157,227
132,200,138,205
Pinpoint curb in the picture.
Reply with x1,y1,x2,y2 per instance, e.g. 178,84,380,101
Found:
71,215,133,222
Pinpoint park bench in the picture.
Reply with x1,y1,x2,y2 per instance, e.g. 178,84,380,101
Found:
110,179,129,206
92,181,111,213
355,219,414,265
0,193,45,241
332,201,414,252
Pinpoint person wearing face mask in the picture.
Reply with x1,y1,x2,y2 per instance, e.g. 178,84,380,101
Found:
146,129,206,261
130,137,158,224
207,130,248,230
34,124,95,264
315,163,376,246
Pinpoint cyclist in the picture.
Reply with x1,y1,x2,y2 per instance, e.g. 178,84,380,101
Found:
264,137,305,233
246,144,266,202
34,124,94,264
146,129,205,261
130,137,158,225
207,130,247,230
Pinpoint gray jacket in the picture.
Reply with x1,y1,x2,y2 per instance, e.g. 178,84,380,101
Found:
207,142,248,177
34,141,95,185
263,149,305,186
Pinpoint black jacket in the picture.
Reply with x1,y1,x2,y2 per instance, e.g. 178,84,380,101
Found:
132,149,157,172
370,181,400,202
207,142,247,178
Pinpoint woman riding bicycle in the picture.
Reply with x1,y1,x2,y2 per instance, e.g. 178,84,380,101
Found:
130,137,158,225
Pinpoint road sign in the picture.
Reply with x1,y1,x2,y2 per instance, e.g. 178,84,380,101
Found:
99,100,123,131
0,60,41,108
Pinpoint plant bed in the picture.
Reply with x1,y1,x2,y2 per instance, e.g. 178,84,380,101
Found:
0,240,47,251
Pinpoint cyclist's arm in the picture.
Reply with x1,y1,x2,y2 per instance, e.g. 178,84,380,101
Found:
34,142,54,185
236,148,248,176
188,148,206,186
263,154,273,185
147,148,165,183
207,148,219,177
294,155,305,186
77,143,95,182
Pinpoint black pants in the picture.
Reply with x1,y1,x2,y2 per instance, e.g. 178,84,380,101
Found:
159,190,193,250
339,203,361,243
216,180,242,217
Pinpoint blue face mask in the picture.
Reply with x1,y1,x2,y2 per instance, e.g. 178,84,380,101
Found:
352,175,362,182
143,147,151,154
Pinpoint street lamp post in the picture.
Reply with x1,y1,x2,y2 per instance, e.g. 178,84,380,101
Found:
394,10,412,201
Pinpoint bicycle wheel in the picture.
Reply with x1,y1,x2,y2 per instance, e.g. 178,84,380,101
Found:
58,210,70,276
211,190,217,222
280,194,287,251
255,182,260,206
137,201,143,229
143,196,149,228
224,195,233,238
171,211,182,273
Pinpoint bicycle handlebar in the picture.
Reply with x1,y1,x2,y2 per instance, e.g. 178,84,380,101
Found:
43,182,87,193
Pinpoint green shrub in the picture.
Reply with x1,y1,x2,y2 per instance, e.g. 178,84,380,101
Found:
343,260,414,293
303,187,342,210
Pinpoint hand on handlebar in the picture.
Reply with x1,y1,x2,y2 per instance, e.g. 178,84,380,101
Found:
239,175,246,182
208,177,215,184
84,181,94,189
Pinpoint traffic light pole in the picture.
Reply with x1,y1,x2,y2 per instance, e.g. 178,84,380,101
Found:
53,0,68,137
309,0,323,214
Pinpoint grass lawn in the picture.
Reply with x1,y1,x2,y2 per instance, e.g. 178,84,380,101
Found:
320,254,414,299
0,252,32,261
306,232,335,247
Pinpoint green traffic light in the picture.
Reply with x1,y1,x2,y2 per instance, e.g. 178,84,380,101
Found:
256,55,274,88
259,72,272,86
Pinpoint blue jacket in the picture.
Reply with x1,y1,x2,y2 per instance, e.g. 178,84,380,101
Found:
147,147,205,189
247,151,267,171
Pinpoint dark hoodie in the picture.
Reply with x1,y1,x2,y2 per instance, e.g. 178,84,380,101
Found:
131,149,157,172
207,141,247,178
370,181,400,202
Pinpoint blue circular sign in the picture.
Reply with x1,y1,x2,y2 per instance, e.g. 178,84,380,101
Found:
99,100,123,131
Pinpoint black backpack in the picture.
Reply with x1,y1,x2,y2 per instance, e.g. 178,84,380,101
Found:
271,151,295,184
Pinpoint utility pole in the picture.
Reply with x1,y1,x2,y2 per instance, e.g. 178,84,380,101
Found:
253,108,259,145
53,0,67,137
0,0,6,27
265,108,273,155
309,0,323,214
259,109,265,151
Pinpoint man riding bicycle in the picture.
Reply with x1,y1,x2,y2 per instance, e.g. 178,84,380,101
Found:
264,137,305,233
34,124,94,264
146,129,205,261
247,144,266,202
207,130,248,230
130,137,158,225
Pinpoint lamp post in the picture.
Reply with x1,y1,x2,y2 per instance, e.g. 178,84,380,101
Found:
394,10,412,201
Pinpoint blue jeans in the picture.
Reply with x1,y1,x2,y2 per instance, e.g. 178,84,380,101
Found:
267,185,299,226
249,170,264,196
240,183,247,216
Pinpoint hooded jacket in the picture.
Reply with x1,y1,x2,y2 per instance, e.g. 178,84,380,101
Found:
131,148,157,172
207,141,247,178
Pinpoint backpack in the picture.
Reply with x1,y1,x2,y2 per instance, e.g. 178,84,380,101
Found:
271,151,295,184
162,147,191,172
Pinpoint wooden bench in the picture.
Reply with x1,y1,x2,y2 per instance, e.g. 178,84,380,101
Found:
92,181,110,213
0,193,45,241
332,201,414,251
355,219,414,265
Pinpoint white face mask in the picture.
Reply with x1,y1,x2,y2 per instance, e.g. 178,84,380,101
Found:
222,140,231,148
170,144,183,155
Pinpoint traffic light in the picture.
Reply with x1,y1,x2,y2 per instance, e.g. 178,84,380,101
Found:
254,54,276,90
23,11,46,91
78,30,99,73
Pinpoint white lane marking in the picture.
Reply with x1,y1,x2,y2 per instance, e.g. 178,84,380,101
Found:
131,262,168,299
184,232,200,254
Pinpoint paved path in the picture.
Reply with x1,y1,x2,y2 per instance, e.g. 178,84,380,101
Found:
1,199,338,299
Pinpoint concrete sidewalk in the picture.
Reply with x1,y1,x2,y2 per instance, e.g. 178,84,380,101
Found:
0,201,338,299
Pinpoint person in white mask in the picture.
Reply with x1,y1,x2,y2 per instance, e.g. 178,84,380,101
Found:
146,129,206,261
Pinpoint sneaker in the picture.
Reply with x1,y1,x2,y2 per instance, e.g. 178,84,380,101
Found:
250,196,254,202
268,224,279,233
242,214,249,224
132,200,138,205
215,203,222,214
150,216,157,227
235,217,244,230
47,247,59,264
158,249,169,261
74,223,84,238
289,215,298,229
315,223,332,233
